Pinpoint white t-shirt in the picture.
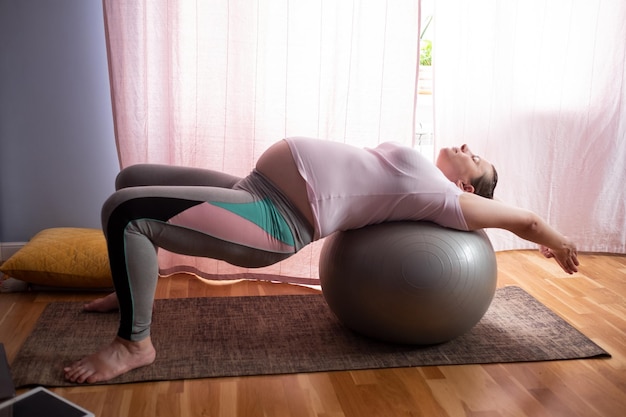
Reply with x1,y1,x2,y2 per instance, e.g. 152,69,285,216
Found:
285,137,468,240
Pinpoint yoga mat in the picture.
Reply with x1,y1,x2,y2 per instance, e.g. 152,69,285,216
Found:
11,286,609,387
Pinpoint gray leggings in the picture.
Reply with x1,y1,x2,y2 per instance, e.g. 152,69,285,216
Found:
102,164,314,341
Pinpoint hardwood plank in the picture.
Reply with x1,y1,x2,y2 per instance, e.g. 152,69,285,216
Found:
1,250,624,416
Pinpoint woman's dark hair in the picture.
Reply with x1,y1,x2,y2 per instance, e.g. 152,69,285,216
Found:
471,164,498,199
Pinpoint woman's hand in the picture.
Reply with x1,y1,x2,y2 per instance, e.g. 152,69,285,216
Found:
459,194,580,274
539,240,579,274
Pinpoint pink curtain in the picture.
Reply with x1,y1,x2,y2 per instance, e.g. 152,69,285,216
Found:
103,0,421,284
432,0,626,254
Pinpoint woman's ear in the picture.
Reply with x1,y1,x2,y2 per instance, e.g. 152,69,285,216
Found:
455,180,475,193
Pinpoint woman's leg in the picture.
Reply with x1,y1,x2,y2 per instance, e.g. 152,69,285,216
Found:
65,179,309,383
107,185,297,341
84,165,244,312
115,164,242,190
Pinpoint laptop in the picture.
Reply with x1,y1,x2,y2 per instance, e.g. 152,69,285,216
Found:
0,344,94,417
0,344,15,405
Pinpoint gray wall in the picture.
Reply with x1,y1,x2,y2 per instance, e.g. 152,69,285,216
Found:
0,0,119,242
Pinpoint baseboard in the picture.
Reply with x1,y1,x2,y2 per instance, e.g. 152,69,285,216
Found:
0,242,25,263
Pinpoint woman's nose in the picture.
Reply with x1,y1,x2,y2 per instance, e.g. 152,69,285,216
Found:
461,144,469,153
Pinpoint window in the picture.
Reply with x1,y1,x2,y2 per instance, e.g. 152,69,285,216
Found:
415,0,434,159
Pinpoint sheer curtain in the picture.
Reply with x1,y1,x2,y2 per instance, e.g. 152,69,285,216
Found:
432,0,626,254
103,0,421,284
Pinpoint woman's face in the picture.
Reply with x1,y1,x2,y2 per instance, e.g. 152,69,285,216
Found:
436,144,493,190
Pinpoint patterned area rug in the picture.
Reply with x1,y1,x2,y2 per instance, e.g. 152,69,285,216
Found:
11,286,609,387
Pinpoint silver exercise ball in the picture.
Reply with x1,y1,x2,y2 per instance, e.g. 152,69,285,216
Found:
319,221,497,345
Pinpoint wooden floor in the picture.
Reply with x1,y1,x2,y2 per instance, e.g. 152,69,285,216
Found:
1,250,625,417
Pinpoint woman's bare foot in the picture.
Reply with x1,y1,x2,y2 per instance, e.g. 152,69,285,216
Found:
83,292,119,312
63,336,156,384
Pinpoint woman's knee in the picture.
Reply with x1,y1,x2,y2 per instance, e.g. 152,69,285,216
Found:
101,188,149,233
115,164,154,190
101,189,129,232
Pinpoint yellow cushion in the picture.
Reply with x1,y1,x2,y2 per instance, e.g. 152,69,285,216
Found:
0,228,113,288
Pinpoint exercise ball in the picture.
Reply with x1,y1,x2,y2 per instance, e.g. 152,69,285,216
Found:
319,221,497,345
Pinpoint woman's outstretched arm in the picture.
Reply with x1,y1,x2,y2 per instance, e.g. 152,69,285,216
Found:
459,193,579,274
